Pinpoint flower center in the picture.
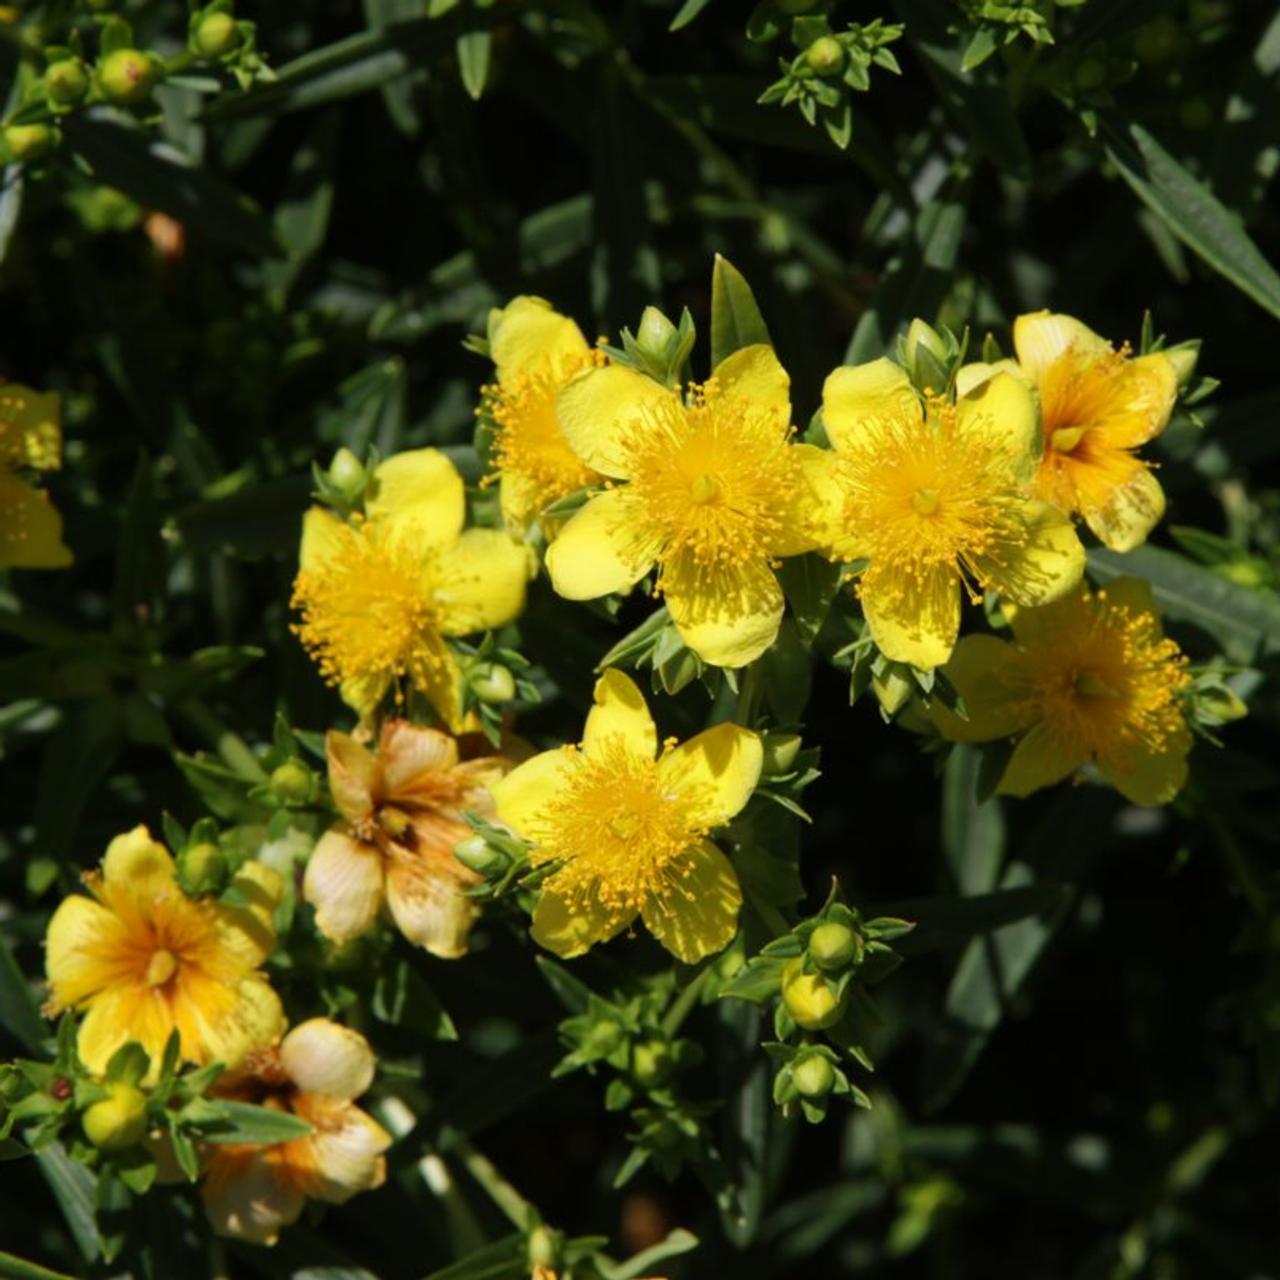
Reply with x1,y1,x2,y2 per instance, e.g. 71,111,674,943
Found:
145,949,178,987
531,740,708,916
1050,426,1088,454
911,487,940,516
1073,669,1113,698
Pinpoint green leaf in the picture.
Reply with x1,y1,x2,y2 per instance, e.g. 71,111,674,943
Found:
372,959,459,1040
535,956,594,1015
596,1229,700,1280
873,885,1071,956
710,254,771,371
456,29,491,100
0,941,47,1056
420,1233,524,1280
0,1250,77,1280
1088,545,1280,662
941,744,1005,895
720,954,788,1003
669,0,716,31
777,553,843,647
716,1001,770,1247
0,168,23,269
199,1100,314,1144
34,1144,100,1263
1099,117,1280,322
1209,9,1280,218
265,111,339,305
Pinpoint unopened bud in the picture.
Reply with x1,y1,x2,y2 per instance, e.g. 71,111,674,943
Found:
781,957,847,1030
763,733,802,776
83,1082,147,1151
98,49,160,106
1163,340,1200,389
327,447,366,500
872,668,913,716
809,921,861,972
792,1052,836,1098
193,11,240,58
904,318,952,392
454,834,507,877
806,36,846,77
1197,685,1248,724
469,663,516,705
178,841,225,892
637,306,677,356
527,1224,563,1270
270,760,314,804
3,124,56,163
45,59,90,107
632,1039,674,1088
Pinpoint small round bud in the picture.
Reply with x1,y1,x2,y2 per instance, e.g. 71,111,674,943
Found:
193,11,240,59
45,59,90,107
781,957,847,1030
178,841,225,892
631,1039,674,1089
270,760,314,804
98,49,160,106
808,921,861,972
454,834,506,877
792,1052,836,1098
762,733,801,775
806,36,846,77
527,1225,562,1269
469,663,516,705
83,1082,148,1151
4,124,56,163
637,306,677,355
582,1020,624,1058
1163,341,1199,389
327,446,365,495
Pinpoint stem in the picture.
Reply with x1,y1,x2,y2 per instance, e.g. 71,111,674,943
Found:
175,699,268,782
662,963,711,1038
455,1138,535,1231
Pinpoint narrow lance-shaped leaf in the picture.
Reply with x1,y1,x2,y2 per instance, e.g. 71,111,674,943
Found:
710,254,771,370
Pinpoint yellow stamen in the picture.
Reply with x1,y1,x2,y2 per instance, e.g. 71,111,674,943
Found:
911,487,940,516
146,949,178,987
1051,426,1088,454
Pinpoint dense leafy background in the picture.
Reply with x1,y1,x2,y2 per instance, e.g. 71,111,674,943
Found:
3,0,1280,1276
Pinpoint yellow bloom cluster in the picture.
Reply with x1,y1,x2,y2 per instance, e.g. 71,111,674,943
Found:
0,382,72,569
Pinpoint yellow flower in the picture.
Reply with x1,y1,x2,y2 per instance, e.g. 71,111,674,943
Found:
927,578,1192,803
544,346,836,668
482,296,605,532
819,357,1086,669
0,382,72,568
291,448,529,731
304,719,508,957
490,670,761,962
44,827,285,1077
961,311,1178,552
202,1018,391,1245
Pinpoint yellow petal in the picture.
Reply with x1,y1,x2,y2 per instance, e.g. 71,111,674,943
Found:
203,1150,303,1245
289,1098,391,1204
378,720,459,797
641,840,741,964
433,528,529,635
584,669,657,760
0,385,62,469
490,747,576,839
410,630,472,734
929,634,1037,742
198,976,286,1071
1097,353,1178,448
772,444,844,555
101,826,176,895
366,449,465,550
1084,466,1165,553
488,295,589,383
384,846,478,959
325,730,378,821
974,499,1085,607
1095,575,1157,615
659,722,762,826
954,358,1027,398
339,671,390,723
1013,311,1109,379
664,554,784,669
956,371,1040,483
860,561,960,669
280,1018,376,1100
530,886,633,959
498,469,540,532
821,358,919,453
214,861,283,969
997,721,1083,797
76,989,147,1075
0,472,72,569
710,344,790,420
556,364,676,479
298,506,346,573
1098,724,1191,806
303,830,385,945
544,488,652,601
1004,583,1085,647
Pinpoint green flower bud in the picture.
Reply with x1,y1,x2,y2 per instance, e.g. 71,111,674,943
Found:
632,1039,674,1088
872,667,913,716
527,1224,563,1269
454,834,507,877
1162,340,1199,389
809,920,861,972
792,1052,836,1098
781,957,847,1030
98,49,160,106
270,760,314,804
178,841,225,892
326,446,366,503
83,1082,147,1151
4,124,57,163
762,732,802,775
194,11,240,59
806,36,845,77
903,318,952,392
1196,685,1248,724
469,663,516,705
637,306,677,356
45,59,90,107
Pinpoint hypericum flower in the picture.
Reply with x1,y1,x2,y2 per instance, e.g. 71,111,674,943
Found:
818,357,1086,669
44,827,285,1077
304,719,508,957
544,346,837,668
959,311,1178,552
927,578,1192,803
0,382,72,568
491,670,761,961
291,448,529,731
481,296,605,533
202,1018,391,1246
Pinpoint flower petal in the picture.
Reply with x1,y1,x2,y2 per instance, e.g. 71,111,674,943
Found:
433,528,529,635
584,669,658,760
710,344,790,420
556,364,676,479
0,472,72,569
44,895,124,1010
197,976,286,1072
1094,353,1178,448
772,444,844,555
366,449,465,550
974,499,1085,607
280,1018,376,1100
954,359,1027,398
378,720,459,798
821,358,919,453
658,723,762,827
997,721,1083,797
859,561,960,670
1095,575,1157,615
488,296,589,383
298,507,346,573
1098,725,1192,806
77,988,153,1075
1013,311,1108,379
384,837,479,959
956,371,1040,483
324,730,378,821
490,747,576,839
203,1149,304,1245
664,554,784,669
101,826,176,895
303,830,385,946
530,886,633,959
929,634,1038,742
544,488,653,601
1083,467,1165,553
287,1097,391,1204
641,841,742,963
215,861,283,969
411,631,474,735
